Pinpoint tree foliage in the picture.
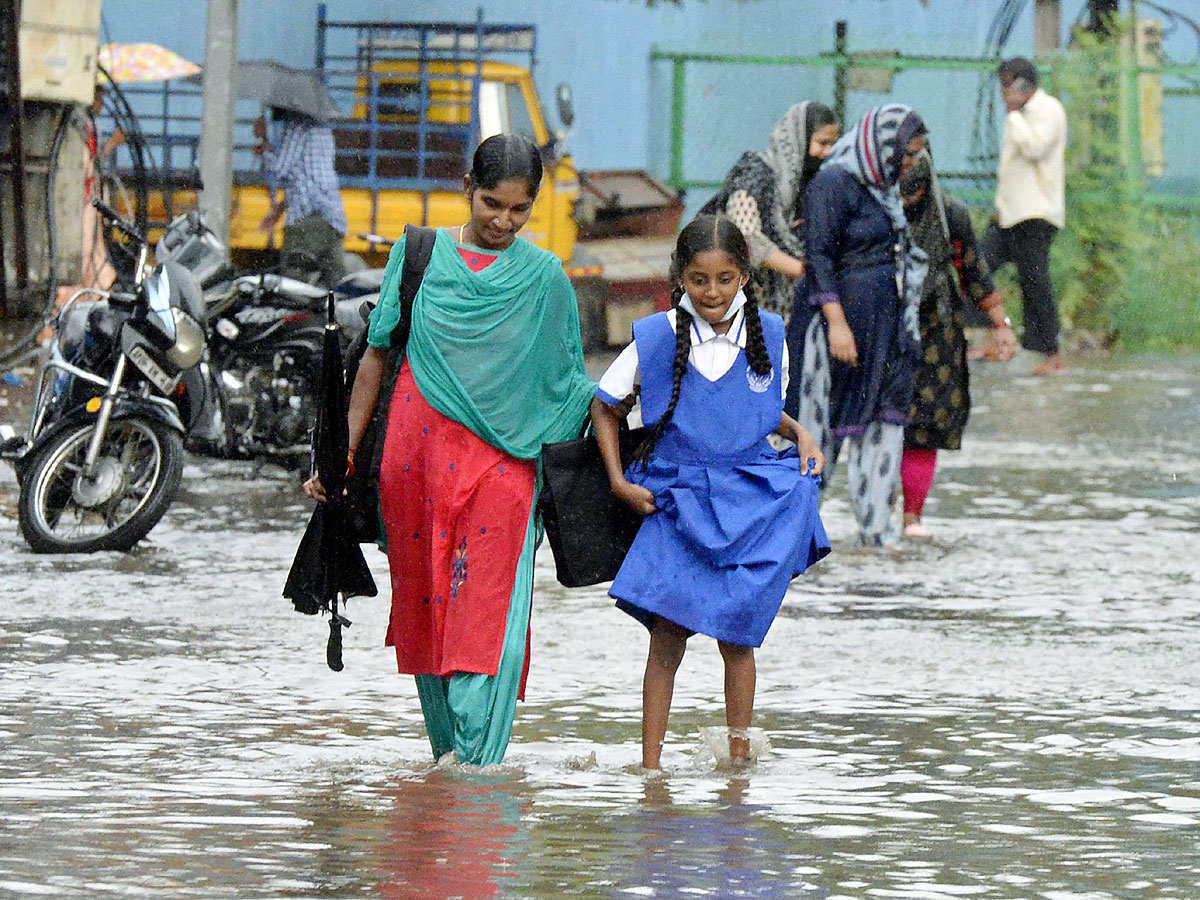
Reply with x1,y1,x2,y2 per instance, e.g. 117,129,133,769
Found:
1049,23,1138,343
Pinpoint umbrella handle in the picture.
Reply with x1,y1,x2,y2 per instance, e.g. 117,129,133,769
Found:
326,616,344,672
327,290,336,325
326,593,350,672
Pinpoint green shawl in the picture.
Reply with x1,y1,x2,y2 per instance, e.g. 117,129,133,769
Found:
367,229,595,459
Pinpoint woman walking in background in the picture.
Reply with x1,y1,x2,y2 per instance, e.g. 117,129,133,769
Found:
702,101,839,318
899,148,1015,539
789,104,930,548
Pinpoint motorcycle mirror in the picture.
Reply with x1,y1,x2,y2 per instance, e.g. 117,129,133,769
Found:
556,83,575,129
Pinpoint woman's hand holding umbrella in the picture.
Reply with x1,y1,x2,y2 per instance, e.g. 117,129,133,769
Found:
303,453,354,503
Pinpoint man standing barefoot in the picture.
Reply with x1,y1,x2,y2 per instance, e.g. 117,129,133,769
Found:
981,57,1068,375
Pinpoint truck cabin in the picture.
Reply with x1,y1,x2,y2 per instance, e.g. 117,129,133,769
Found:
329,61,549,185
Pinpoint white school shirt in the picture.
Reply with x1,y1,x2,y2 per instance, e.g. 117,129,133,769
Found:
595,308,790,407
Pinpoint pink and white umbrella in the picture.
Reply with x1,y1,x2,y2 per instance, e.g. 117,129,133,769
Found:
97,43,201,83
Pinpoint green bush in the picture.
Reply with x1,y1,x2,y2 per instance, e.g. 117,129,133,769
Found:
1042,24,1200,352
1049,26,1136,344
1117,209,1200,352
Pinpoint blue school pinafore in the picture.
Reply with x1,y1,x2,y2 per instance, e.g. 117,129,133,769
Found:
609,310,830,647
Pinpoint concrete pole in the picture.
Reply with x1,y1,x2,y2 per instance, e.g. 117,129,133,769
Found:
1033,0,1061,57
198,0,239,247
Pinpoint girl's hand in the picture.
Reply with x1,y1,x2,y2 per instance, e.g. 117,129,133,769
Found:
612,478,657,516
827,321,858,366
792,425,825,475
303,450,355,503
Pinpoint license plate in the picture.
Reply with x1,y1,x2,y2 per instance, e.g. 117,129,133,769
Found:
128,344,176,395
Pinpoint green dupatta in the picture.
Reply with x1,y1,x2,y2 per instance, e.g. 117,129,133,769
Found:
367,229,595,459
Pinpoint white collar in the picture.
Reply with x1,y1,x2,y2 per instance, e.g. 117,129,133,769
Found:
678,305,747,348
678,290,748,347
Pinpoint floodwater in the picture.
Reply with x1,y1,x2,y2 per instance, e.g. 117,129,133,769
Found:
1,353,1198,899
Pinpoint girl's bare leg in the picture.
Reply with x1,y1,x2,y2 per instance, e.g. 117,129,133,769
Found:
642,617,690,770
718,641,756,765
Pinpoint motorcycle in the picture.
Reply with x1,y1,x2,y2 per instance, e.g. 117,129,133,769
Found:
155,212,376,464
0,200,207,553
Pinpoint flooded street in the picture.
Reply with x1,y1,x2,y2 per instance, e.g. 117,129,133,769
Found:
1,353,1198,899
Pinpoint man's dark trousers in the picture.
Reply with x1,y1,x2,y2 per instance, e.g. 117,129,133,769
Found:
980,218,1059,355
282,214,347,288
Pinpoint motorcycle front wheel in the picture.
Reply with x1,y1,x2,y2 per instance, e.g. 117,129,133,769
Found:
17,417,185,553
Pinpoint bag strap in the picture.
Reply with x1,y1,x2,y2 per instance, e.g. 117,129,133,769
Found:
364,224,436,480
393,224,436,350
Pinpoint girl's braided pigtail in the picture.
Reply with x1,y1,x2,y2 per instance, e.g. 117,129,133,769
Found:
632,306,691,466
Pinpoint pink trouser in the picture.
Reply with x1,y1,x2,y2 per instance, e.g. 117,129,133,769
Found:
901,447,938,516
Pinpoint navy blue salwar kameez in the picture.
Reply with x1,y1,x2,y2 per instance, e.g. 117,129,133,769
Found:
783,102,928,547
786,166,918,439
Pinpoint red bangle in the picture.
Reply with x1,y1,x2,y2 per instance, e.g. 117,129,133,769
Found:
345,454,356,478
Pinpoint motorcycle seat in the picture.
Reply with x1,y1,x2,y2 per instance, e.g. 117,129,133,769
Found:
234,273,328,301
334,268,385,299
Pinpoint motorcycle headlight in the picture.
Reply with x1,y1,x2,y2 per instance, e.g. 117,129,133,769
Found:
166,309,205,369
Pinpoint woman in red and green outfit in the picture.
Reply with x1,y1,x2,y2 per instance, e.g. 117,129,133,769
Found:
329,135,594,765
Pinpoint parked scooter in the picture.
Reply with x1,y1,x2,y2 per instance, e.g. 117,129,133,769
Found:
155,212,376,464
0,200,207,553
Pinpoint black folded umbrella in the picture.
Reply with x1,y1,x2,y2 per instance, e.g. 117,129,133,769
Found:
284,292,377,671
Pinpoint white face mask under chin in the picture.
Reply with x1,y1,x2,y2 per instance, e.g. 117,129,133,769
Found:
679,287,748,323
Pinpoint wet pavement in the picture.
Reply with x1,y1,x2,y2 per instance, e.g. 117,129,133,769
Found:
1,352,1198,899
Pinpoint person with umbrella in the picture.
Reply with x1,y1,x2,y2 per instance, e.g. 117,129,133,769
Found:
303,134,595,766
253,100,347,287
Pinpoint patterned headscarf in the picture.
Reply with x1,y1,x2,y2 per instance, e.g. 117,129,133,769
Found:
823,104,930,344
822,104,926,231
899,147,953,273
758,101,813,246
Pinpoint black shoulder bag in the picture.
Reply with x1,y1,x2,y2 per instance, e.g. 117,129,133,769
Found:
539,420,646,588
343,224,437,543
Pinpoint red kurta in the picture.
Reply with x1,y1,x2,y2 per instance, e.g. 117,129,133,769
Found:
379,361,537,696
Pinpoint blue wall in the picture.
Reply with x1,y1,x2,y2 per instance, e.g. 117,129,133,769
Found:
99,1,1198,203
98,1,1045,168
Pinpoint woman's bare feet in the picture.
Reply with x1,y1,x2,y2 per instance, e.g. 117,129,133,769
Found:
903,513,932,540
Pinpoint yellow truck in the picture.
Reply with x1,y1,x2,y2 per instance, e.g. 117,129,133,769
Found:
230,9,581,263
146,8,680,347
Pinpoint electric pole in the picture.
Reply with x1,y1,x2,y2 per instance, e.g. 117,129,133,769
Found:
1034,0,1062,57
198,0,239,247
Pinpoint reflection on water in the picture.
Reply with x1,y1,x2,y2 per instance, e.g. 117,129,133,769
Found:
0,355,1198,898
376,773,528,900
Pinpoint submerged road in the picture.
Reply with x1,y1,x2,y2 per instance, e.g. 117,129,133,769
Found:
1,352,1198,899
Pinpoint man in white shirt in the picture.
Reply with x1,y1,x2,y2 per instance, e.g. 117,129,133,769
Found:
981,57,1068,375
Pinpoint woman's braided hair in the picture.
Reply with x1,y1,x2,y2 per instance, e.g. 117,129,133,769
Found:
632,215,772,465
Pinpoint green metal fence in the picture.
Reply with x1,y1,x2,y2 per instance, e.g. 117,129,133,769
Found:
650,36,1200,350
652,43,1200,209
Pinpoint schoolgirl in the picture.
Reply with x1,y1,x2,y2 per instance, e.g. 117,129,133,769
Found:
591,215,831,771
